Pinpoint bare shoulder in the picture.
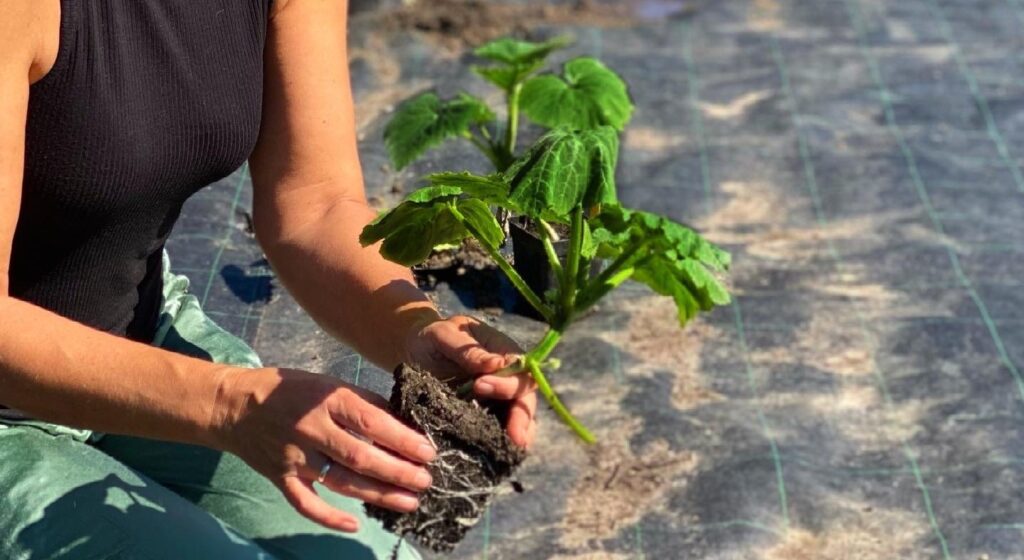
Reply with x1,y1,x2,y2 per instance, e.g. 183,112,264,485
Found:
0,0,60,84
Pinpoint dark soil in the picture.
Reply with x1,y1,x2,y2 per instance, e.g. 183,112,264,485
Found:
414,239,509,313
366,364,526,553
369,0,643,50
414,239,493,272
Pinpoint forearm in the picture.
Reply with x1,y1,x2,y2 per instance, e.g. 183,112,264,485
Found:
248,0,439,370
257,194,439,370
0,296,233,446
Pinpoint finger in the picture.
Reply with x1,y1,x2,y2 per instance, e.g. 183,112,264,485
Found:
507,391,537,448
474,372,536,400
435,320,507,374
322,426,433,491
323,463,421,513
345,385,391,410
281,476,359,533
525,413,538,448
330,389,436,464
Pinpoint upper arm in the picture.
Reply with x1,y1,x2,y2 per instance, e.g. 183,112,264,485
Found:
249,0,366,242
0,0,59,296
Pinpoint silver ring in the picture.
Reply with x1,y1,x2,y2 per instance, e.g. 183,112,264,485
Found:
317,460,333,484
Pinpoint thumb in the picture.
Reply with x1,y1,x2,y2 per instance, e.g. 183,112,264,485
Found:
435,323,506,375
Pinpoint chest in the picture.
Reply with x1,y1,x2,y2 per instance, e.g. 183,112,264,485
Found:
23,0,270,214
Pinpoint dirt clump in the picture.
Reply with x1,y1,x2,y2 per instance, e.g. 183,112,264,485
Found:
415,239,494,272
366,364,525,552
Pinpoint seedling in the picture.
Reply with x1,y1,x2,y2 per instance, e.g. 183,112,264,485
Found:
383,36,634,175
361,126,731,442
361,38,731,553
384,36,636,311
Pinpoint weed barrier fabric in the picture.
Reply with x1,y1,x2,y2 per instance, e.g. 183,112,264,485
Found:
168,0,1024,557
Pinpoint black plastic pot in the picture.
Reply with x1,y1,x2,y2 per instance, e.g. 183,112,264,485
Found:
509,219,567,319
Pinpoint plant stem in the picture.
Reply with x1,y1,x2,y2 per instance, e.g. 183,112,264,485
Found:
478,123,492,142
528,359,596,444
462,131,502,170
504,83,523,157
526,328,562,362
454,328,597,443
456,215,556,324
559,207,585,327
537,219,564,280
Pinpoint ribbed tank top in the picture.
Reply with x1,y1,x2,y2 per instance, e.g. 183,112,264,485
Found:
11,0,270,341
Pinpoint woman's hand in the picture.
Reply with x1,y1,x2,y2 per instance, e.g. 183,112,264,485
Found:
403,315,538,449
213,367,436,533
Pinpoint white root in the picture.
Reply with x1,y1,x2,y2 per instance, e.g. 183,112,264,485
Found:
393,393,516,552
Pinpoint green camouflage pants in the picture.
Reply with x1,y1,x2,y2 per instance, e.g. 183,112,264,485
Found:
0,255,419,560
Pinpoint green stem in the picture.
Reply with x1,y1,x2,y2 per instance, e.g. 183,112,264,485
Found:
575,251,653,316
457,215,556,324
477,123,493,142
504,83,523,157
454,328,596,443
537,219,564,281
578,236,652,296
529,360,596,444
455,328,561,396
559,207,585,326
463,131,502,170
527,328,562,362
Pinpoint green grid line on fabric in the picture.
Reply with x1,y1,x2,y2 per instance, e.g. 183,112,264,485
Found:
681,18,792,534
844,0,1024,414
922,0,1024,194
768,15,955,556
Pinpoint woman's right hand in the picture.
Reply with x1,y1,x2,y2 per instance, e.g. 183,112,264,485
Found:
210,367,436,533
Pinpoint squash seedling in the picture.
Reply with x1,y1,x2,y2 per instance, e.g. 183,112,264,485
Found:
360,37,730,553
383,36,635,308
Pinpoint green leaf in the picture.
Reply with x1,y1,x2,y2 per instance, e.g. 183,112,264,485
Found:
404,185,464,203
678,260,731,308
520,58,634,131
474,36,573,66
455,198,505,249
503,127,620,221
359,200,469,266
384,92,495,170
588,205,731,325
580,219,597,259
425,171,512,205
632,259,700,324
590,206,729,271
473,60,544,91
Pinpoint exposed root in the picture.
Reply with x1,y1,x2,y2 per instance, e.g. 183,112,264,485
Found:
366,365,525,553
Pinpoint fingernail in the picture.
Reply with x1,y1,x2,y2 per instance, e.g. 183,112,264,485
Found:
340,520,359,532
476,382,494,396
396,494,420,511
416,443,436,462
414,470,432,490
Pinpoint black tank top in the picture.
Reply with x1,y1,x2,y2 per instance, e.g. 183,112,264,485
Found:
11,0,269,341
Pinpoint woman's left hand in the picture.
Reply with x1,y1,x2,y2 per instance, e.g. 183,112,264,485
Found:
403,315,537,448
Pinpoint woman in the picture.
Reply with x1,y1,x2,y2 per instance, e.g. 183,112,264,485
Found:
0,1,537,558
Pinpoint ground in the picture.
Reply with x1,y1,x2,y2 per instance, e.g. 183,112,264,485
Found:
167,0,1024,558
